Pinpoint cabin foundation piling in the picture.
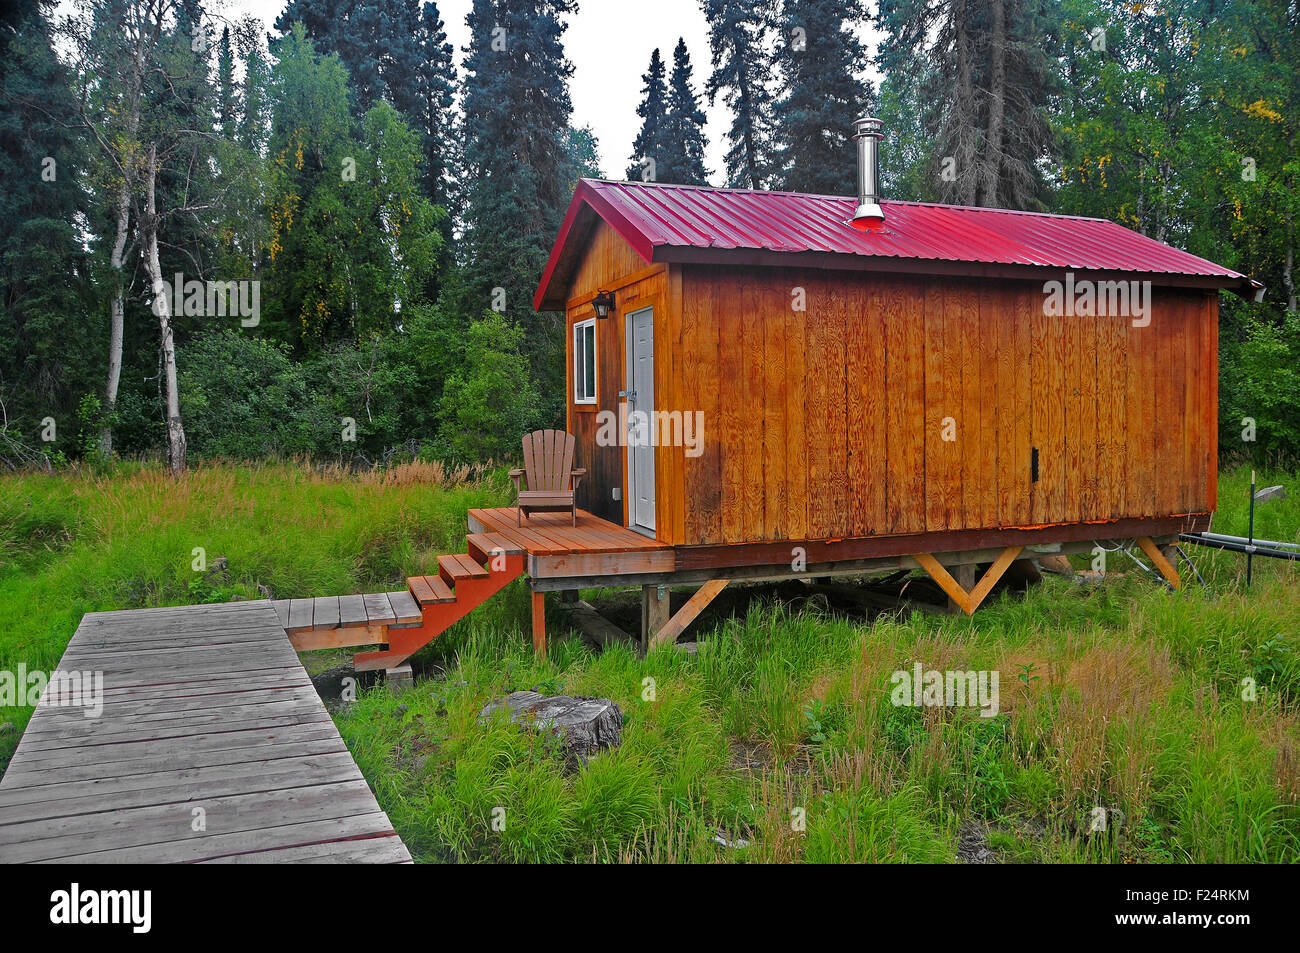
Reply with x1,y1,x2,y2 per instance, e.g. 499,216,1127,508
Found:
531,588,548,657
649,579,731,650
640,584,671,652
950,564,976,613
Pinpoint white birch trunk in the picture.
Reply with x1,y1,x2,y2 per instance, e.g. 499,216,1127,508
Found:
143,143,186,477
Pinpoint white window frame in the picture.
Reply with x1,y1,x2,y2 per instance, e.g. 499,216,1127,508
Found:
573,317,597,405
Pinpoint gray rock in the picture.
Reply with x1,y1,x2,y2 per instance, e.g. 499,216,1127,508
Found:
479,691,622,763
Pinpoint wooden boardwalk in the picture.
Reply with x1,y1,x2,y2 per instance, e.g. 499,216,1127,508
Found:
0,601,411,863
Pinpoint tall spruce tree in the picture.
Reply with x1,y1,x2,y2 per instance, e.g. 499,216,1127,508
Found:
212,17,269,285
414,1,458,296
702,0,776,189
0,0,95,458
216,25,237,139
771,0,872,194
660,39,710,185
237,19,270,152
457,0,577,416
876,0,1057,209
626,48,669,181
416,1,457,206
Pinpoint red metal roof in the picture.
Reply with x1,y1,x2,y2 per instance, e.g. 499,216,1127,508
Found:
534,178,1257,310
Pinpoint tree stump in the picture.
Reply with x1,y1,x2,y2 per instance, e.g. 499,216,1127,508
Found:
479,691,622,763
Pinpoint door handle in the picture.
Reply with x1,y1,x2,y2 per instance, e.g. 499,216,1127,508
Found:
619,390,637,399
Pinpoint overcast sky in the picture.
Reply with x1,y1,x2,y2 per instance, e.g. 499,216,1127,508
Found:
200,0,884,186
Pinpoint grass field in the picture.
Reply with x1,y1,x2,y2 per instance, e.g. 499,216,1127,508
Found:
2,462,1298,862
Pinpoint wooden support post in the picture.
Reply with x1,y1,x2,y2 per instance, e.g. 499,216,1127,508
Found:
950,564,976,614
531,589,547,657
641,584,671,652
1004,558,1043,588
1136,536,1181,590
914,547,1023,615
649,579,729,650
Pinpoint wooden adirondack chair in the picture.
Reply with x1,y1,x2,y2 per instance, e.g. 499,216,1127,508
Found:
510,429,586,526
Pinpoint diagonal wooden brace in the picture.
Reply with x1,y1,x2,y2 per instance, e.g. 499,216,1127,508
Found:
648,579,729,651
913,546,1024,615
1135,536,1181,589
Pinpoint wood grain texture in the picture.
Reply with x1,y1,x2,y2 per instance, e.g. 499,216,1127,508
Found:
886,281,925,534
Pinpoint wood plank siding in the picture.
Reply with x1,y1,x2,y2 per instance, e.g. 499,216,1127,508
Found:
561,225,1218,549
563,220,672,529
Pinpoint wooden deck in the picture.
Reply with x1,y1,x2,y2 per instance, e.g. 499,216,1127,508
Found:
0,601,411,863
469,506,673,581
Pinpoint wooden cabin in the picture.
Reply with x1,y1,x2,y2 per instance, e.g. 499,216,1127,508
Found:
527,176,1258,626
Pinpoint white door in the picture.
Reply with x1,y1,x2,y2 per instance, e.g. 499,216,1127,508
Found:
625,307,656,535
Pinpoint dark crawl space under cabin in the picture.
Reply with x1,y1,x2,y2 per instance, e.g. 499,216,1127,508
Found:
283,117,1261,670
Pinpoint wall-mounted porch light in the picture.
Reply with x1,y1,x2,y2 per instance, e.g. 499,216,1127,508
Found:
592,290,616,319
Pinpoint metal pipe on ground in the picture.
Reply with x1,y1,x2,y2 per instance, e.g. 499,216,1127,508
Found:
1197,531,1300,550
1179,533,1300,561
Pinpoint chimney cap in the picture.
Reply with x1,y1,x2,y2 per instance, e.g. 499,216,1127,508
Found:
853,116,883,138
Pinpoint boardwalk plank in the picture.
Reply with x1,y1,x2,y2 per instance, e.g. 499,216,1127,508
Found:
2,781,382,863
385,590,421,625
46,812,404,864
0,754,364,823
363,592,397,626
0,738,348,790
312,596,340,630
338,594,367,627
199,834,411,864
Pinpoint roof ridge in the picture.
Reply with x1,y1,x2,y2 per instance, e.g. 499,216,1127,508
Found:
583,178,1111,223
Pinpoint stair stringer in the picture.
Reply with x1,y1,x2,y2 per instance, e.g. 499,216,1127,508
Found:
353,552,526,672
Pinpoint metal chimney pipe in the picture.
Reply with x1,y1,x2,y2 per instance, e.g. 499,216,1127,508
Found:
850,116,885,232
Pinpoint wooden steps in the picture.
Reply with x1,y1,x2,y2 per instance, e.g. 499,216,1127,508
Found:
278,531,528,671
467,532,526,563
353,544,526,673
408,574,454,605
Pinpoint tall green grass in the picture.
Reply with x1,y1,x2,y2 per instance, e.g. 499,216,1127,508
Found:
1,462,1297,863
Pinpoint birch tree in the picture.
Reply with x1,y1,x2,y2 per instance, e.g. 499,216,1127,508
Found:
64,0,228,474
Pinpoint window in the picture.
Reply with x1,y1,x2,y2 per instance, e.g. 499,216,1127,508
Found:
573,318,597,404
